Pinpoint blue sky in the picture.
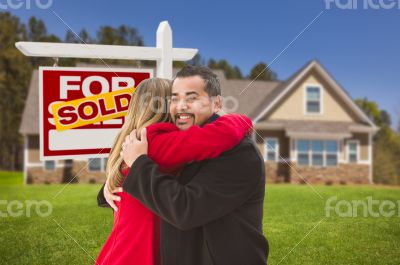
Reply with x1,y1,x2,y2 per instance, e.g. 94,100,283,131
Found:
6,0,400,128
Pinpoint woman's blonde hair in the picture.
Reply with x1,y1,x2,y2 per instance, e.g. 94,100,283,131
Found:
106,78,171,190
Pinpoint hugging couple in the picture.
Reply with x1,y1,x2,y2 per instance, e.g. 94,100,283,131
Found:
96,65,269,265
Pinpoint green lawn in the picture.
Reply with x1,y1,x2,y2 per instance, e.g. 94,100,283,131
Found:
0,173,399,264
0,170,24,185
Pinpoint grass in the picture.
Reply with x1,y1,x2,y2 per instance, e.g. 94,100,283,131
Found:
0,173,399,264
0,170,24,185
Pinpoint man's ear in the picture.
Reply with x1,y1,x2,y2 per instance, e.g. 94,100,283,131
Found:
212,95,222,113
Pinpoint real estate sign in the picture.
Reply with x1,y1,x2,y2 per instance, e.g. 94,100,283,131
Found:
39,67,152,160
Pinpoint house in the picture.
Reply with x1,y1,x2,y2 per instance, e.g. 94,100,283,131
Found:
19,60,378,184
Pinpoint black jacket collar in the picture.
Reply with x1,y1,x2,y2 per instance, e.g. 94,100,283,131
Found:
201,113,220,127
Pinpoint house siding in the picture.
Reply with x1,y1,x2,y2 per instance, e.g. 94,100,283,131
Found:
28,135,41,163
255,130,290,159
263,70,363,123
345,133,369,161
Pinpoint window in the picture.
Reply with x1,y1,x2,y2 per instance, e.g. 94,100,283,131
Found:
88,157,108,172
44,160,55,170
326,141,338,166
296,139,338,167
306,86,321,113
88,158,102,171
348,141,358,163
264,138,279,161
103,157,109,171
311,140,324,166
297,140,310,166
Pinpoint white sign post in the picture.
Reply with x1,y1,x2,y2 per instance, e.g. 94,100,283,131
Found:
16,21,198,163
16,21,198,79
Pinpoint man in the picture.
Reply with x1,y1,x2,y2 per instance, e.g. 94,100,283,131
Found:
98,66,269,265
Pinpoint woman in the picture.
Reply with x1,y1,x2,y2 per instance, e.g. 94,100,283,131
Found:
96,78,252,265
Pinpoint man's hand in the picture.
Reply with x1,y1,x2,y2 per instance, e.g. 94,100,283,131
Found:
120,128,148,167
104,178,122,212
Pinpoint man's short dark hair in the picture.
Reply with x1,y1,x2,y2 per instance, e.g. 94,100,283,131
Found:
174,65,221,97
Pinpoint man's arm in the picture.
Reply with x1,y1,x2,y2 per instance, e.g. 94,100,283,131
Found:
122,139,264,230
147,114,252,168
97,183,109,207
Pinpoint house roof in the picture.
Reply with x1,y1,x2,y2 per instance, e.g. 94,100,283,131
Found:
252,60,378,131
255,119,375,139
19,69,39,135
220,79,281,118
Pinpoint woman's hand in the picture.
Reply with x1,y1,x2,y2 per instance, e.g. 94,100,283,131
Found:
104,178,122,212
120,128,148,167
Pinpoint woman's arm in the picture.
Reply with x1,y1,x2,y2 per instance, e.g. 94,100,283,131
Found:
146,114,252,169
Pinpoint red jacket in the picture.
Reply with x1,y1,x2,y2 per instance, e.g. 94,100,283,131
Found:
96,114,252,265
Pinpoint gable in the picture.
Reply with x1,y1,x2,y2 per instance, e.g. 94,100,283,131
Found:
263,69,362,123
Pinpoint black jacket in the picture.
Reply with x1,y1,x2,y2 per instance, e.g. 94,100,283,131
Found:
98,115,269,265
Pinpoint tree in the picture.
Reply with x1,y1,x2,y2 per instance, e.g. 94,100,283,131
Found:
248,62,277,81
173,53,205,69
207,58,243,79
0,12,32,170
373,127,400,184
355,98,383,126
380,110,391,127
97,25,143,46
79,29,92,44
65,29,93,44
95,25,145,66
28,17,46,41
355,97,400,184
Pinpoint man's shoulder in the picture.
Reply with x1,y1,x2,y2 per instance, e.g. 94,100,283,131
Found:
225,136,259,154
219,136,264,165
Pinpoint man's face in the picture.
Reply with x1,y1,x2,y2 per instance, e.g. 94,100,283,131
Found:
170,75,221,131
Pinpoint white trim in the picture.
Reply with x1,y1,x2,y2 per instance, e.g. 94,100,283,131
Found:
303,84,324,115
26,163,45,167
252,60,378,131
264,137,279,162
368,133,373,184
26,162,64,168
290,138,295,162
338,139,346,163
23,135,28,185
346,140,360,164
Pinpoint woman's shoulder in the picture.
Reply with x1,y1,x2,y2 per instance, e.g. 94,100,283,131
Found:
147,122,178,135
